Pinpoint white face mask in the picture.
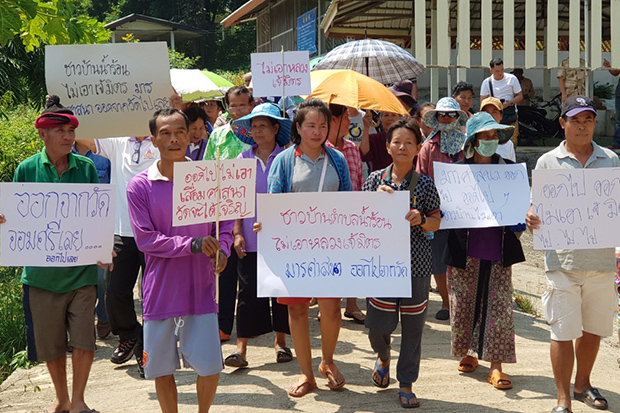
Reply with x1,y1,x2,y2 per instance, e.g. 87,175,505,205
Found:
474,139,500,157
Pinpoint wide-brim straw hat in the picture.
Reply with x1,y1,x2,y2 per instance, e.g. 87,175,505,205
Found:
464,112,514,150
422,97,468,129
231,103,292,147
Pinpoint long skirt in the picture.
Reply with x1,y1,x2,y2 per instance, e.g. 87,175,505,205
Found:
447,257,516,363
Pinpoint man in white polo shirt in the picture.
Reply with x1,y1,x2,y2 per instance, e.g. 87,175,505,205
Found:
83,136,159,376
526,96,618,413
480,58,523,148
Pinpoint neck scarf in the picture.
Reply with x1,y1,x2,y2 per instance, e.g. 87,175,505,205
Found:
434,121,466,156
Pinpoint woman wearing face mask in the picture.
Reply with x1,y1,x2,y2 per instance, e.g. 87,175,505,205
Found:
443,112,525,391
416,97,468,322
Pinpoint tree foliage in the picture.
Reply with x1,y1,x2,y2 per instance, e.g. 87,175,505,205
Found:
1,0,109,51
0,0,110,107
89,0,255,71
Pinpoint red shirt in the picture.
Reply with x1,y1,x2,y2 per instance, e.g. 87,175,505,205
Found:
416,131,463,181
325,139,364,191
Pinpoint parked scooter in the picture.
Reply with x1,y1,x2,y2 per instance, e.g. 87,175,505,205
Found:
517,93,564,145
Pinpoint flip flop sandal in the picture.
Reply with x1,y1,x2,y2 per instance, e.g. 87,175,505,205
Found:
372,359,390,388
224,352,248,368
318,363,346,390
487,370,513,390
288,380,317,397
574,387,608,410
344,310,366,324
398,392,420,408
457,356,479,373
550,407,572,413
276,347,293,363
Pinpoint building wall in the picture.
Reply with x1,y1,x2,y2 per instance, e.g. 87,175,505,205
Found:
256,0,333,54
416,50,619,101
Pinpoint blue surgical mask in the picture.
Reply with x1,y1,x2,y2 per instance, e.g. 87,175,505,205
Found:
474,139,499,157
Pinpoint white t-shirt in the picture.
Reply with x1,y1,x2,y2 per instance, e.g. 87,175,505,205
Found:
346,110,376,146
496,140,516,162
480,73,522,104
96,137,160,236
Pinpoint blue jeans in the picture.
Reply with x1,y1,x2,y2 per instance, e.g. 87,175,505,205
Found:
96,266,108,323
614,93,620,147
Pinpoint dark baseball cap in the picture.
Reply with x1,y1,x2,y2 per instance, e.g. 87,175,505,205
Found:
561,95,597,118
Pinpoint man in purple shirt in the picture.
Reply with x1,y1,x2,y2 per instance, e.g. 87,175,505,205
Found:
126,108,233,412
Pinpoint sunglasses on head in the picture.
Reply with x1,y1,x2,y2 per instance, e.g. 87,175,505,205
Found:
437,112,458,118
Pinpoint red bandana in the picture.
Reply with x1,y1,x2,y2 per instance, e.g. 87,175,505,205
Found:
34,113,79,129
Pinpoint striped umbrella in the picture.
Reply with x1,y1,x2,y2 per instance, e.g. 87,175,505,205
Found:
170,69,234,102
313,39,425,85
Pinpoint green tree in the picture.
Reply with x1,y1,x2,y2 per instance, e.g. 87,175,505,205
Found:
89,0,254,71
1,0,109,51
0,0,110,106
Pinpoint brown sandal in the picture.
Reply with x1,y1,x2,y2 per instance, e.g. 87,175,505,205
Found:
457,356,478,373
318,363,346,390
487,370,513,390
287,379,317,397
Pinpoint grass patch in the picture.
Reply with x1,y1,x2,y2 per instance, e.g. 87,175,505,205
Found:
0,104,44,384
0,104,42,182
0,266,35,383
514,293,541,318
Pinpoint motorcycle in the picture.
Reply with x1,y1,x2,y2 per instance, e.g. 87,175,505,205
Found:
517,93,564,145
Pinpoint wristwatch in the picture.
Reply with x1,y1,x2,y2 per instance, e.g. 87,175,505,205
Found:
420,214,426,225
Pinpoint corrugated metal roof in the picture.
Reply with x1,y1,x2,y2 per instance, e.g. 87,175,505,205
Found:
321,0,612,45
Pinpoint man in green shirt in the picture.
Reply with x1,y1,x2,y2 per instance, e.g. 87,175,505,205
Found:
202,85,254,341
0,95,100,413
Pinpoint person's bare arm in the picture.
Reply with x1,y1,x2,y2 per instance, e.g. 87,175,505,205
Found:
78,139,97,153
360,110,372,156
525,205,541,232
511,91,523,106
411,82,418,100
558,77,567,102
604,58,620,77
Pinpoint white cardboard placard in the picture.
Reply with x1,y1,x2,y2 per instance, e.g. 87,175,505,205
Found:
434,162,530,229
172,159,256,226
250,51,311,97
0,183,116,266
257,191,412,297
532,167,620,250
45,42,172,139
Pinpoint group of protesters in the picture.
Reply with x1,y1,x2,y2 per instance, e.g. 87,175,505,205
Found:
0,56,618,413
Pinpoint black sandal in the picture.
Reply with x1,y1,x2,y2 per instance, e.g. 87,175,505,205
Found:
276,347,293,363
574,387,608,410
224,352,248,368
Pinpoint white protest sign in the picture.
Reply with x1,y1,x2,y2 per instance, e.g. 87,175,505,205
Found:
45,42,172,139
250,51,311,97
434,162,530,229
257,191,412,298
172,159,256,226
531,167,620,250
0,183,116,267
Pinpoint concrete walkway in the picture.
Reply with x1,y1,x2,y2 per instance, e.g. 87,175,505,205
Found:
1,232,619,413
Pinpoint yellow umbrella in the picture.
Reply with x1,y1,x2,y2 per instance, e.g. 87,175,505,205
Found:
309,69,408,115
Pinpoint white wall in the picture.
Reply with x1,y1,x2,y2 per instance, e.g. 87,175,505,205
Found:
415,50,619,102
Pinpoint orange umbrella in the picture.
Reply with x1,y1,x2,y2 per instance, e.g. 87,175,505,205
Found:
309,69,408,115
